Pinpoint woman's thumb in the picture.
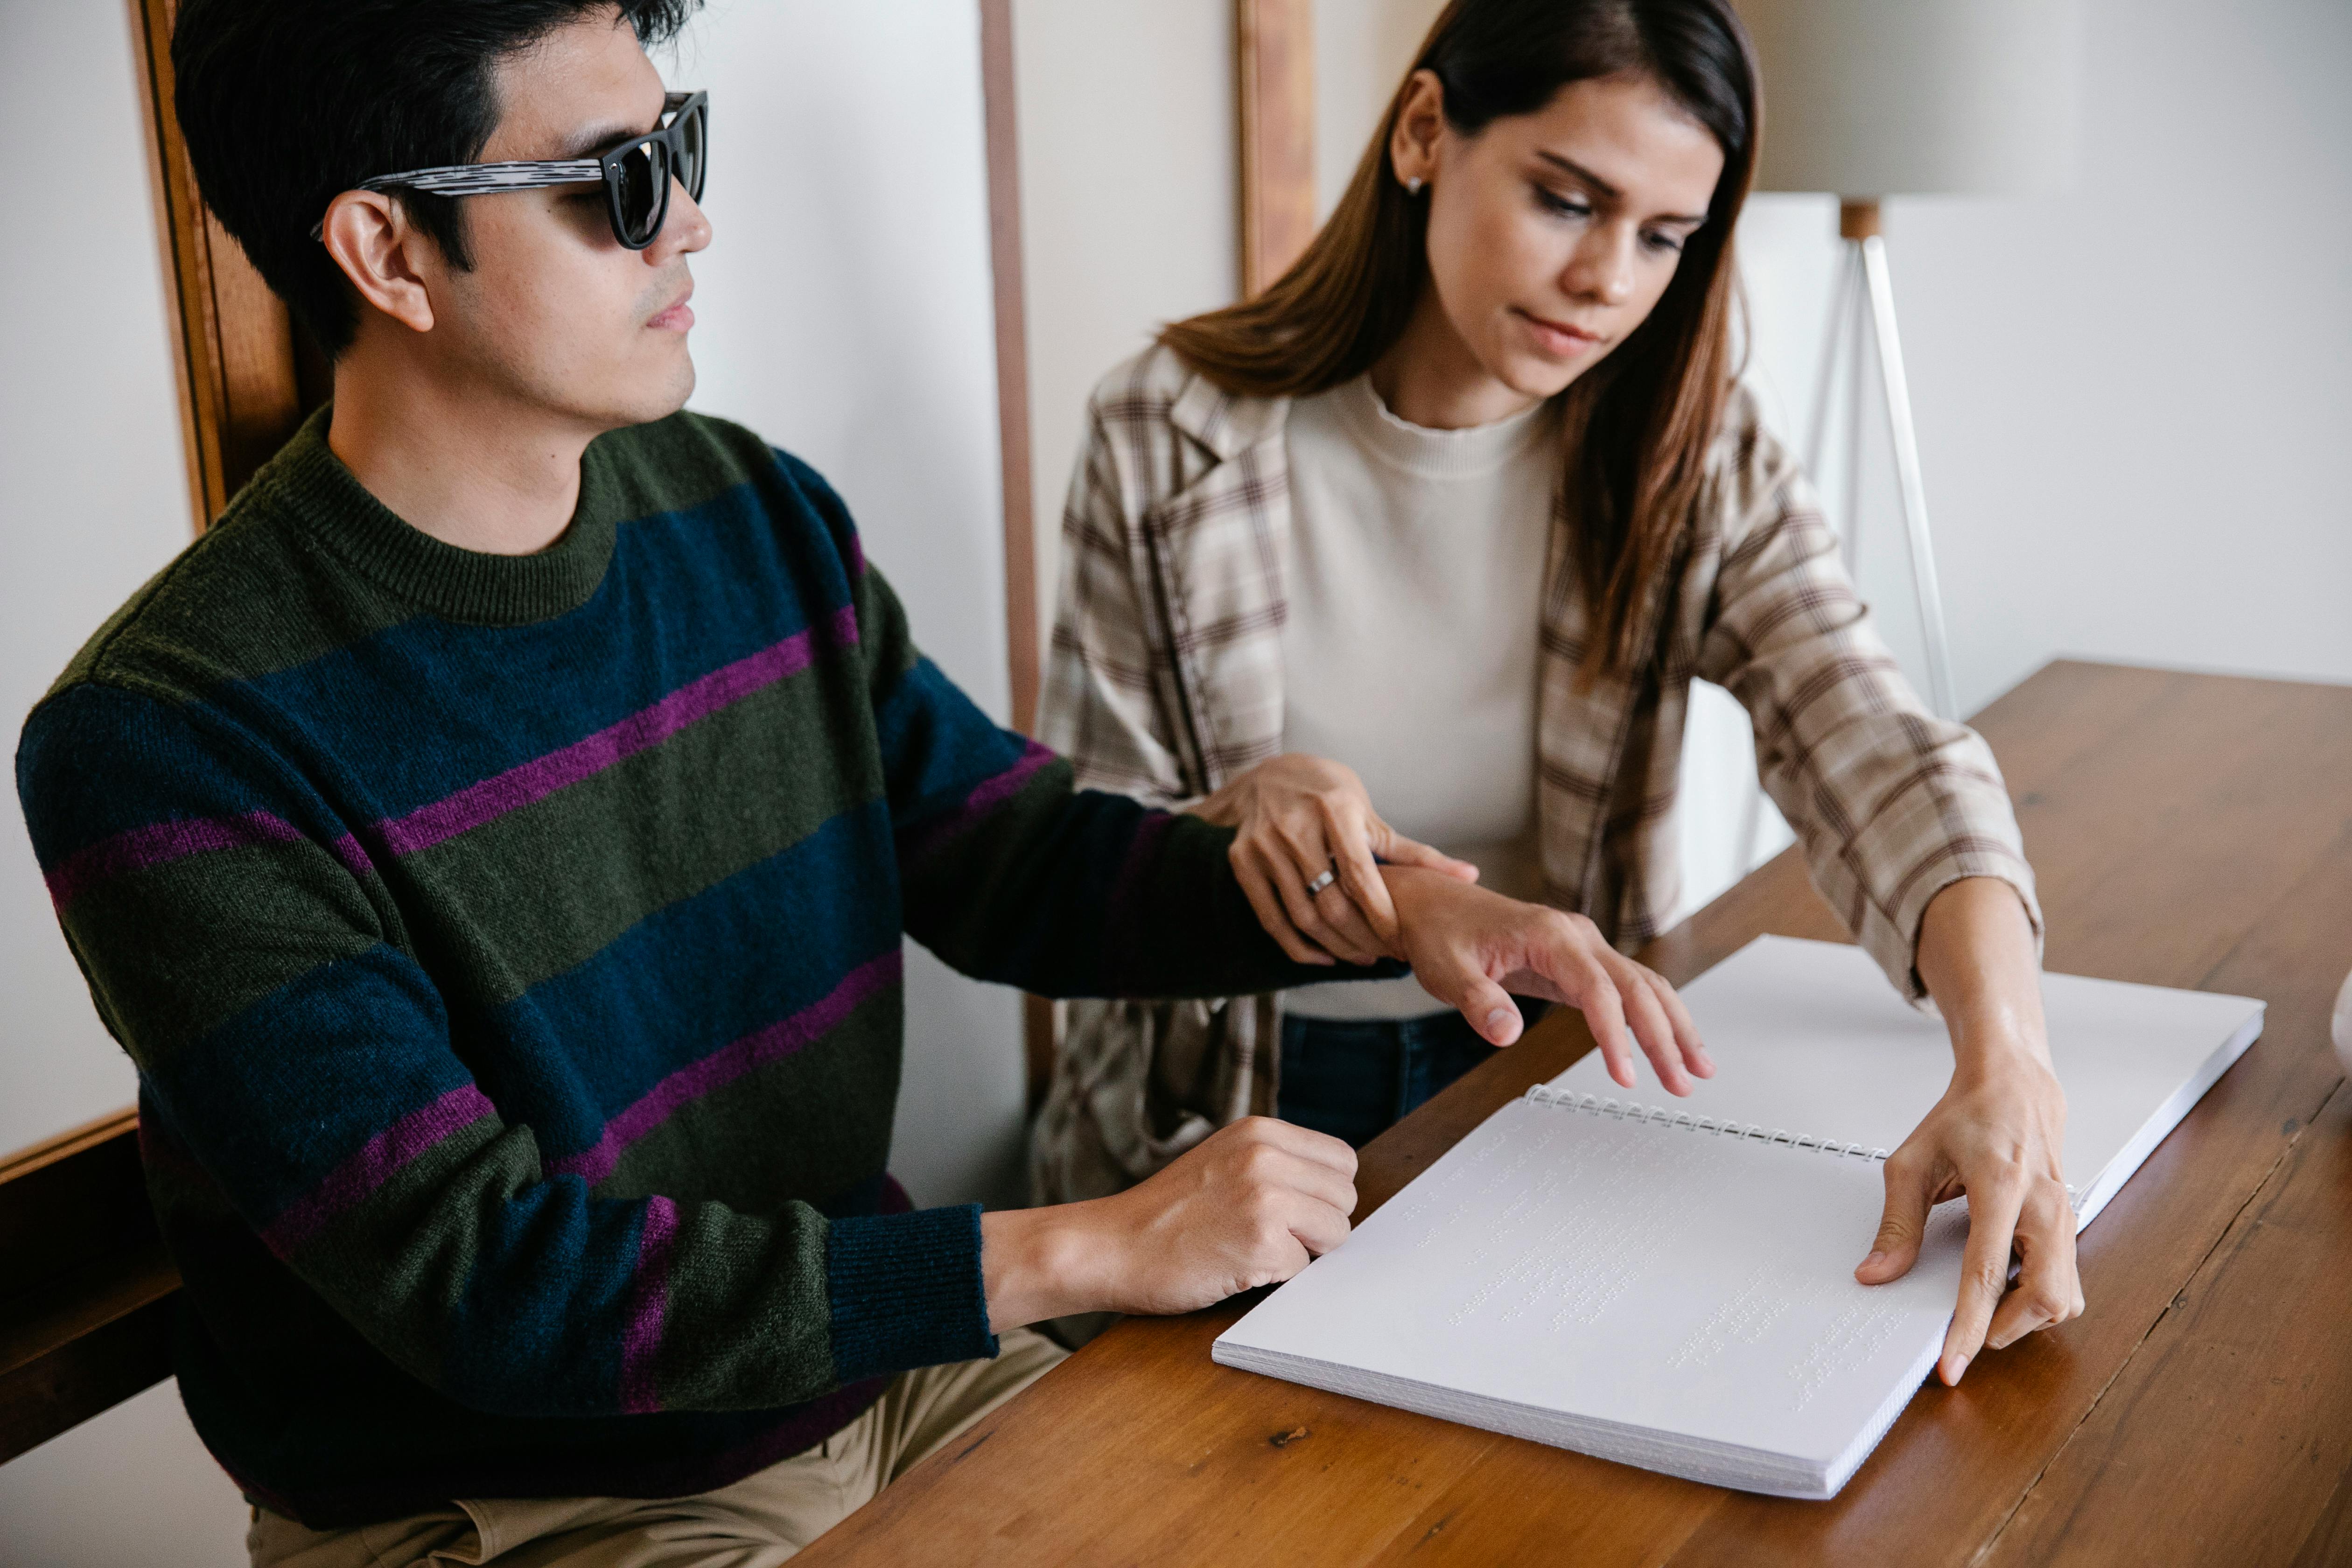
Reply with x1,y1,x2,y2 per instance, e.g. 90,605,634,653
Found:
1379,830,1480,882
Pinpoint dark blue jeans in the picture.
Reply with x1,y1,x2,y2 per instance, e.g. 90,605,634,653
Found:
1275,1001,1547,1148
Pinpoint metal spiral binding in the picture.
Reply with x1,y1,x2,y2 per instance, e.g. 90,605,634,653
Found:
1521,1084,1892,1164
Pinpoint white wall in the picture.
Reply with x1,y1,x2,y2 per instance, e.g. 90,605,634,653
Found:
0,0,193,1162
1745,0,2352,714
1012,0,1239,637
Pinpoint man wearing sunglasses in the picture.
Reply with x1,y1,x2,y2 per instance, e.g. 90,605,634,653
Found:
19,0,1715,1562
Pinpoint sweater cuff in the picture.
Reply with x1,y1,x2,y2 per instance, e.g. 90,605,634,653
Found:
825,1203,995,1385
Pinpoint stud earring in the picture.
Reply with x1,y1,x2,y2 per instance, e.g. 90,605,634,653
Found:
1405,176,1426,195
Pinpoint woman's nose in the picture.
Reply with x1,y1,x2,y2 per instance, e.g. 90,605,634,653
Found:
1562,227,1636,306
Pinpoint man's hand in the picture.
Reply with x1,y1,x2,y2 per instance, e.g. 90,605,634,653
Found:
979,1118,1358,1330
1381,865,1714,1095
1857,876,2084,1384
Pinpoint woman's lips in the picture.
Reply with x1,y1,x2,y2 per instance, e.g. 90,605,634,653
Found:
1516,308,1603,357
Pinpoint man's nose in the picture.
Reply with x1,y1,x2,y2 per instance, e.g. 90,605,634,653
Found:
650,178,713,259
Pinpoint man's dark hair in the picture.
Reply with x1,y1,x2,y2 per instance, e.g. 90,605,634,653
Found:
173,0,700,355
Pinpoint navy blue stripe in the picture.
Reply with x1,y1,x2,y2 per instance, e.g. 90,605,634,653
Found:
145,945,470,1224
445,1176,644,1416
491,801,904,1165
873,657,1034,825
222,476,856,822
16,683,346,868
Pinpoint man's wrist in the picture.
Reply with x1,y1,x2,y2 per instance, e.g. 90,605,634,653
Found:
980,1202,1118,1333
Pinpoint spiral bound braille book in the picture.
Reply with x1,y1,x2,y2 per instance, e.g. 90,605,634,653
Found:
1212,936,2265,1499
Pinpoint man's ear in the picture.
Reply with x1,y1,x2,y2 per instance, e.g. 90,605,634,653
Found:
318,190,438,334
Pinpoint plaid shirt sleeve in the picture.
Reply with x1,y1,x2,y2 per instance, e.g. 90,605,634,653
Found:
1036,359,1198,807
1695,395,2043,1001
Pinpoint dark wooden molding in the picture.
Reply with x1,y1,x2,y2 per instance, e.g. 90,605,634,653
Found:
0,1109,179,1463
1235,0,1317,298
127,0,321,532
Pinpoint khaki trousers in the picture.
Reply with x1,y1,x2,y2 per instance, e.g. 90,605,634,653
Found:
249,1329,1065,1568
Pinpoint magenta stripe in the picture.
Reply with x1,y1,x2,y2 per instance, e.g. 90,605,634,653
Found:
378,607,860,858
619,1195,679,1414
900,741,1057,864
45,811,304,910
551,949,905,1188
328,832,376,880
261,1085,496,1258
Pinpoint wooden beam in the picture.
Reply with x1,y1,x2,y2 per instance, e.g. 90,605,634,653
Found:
1235,0,1317,298
0,1109,179,1463
978,0,1040,740
977,0,1057,1117
127,0,318,531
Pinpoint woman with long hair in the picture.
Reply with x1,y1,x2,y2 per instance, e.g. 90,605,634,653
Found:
1035,0,2079,1379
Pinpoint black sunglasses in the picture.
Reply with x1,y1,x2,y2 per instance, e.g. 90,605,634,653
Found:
315,91,708,250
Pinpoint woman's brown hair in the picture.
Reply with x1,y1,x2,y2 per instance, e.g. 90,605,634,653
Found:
1160,0,1760,682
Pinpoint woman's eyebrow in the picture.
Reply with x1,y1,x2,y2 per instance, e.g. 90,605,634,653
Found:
1535,149,1708,226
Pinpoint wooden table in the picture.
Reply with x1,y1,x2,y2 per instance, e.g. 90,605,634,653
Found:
803,661,2352,1567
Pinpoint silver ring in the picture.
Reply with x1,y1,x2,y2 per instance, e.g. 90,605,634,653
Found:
1304,868,1337,896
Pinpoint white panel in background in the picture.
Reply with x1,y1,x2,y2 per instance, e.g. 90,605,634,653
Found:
0,1383,251,1568
0,0,190,1159
667,0,1024,1211
1013,0,1240,650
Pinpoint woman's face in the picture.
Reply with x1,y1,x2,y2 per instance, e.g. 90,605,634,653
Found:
1390,70,1726,413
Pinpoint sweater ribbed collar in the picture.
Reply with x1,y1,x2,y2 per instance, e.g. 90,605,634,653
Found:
1330,372,1558,481
258,406,617,626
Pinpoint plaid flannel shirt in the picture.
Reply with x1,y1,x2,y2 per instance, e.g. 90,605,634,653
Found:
1029,345,2039,1205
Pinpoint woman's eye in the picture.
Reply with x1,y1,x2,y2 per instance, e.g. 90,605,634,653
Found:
1641,231,1687,255
1533,187,1591,220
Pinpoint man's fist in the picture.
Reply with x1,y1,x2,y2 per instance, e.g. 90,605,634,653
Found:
981,1118,1358,1330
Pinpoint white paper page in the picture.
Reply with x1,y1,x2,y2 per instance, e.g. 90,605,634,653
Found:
1218,1096,1965,1481
1545,937,2262,1209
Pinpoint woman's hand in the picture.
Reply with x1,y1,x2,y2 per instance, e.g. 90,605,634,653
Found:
1380,866,1714,1092
1191,753,1478,967
1857,877,2084,1384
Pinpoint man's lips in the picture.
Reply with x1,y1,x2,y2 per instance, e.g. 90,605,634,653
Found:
648,284,695,331
1515,307,1605,356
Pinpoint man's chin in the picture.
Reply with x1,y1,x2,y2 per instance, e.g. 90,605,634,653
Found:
596,360,697,432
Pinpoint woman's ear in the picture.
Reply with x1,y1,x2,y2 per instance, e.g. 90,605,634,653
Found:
318,190,438,335
1389,69,1447,191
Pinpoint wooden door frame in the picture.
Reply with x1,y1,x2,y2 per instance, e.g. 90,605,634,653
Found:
128,0,322,533
1236,0,1317,297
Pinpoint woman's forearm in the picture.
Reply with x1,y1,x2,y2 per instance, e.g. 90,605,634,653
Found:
1867,874,2080,1383
1915,876,2050,1078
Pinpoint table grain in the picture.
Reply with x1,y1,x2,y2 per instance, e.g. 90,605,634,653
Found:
798,661,2352,1567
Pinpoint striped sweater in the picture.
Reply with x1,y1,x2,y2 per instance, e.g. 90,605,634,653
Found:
15,407,1333,1527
